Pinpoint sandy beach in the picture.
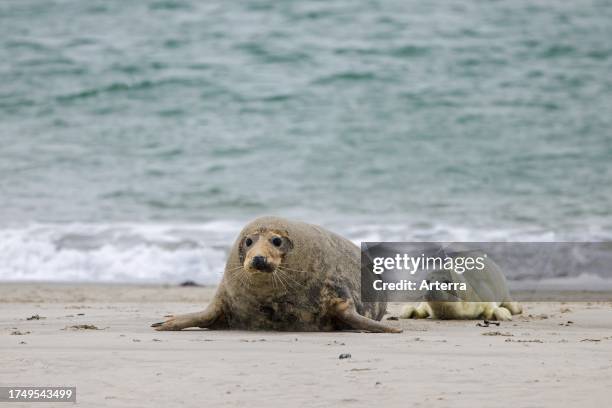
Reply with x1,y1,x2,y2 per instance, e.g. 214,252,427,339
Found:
1,283,611,407
3,0,611,406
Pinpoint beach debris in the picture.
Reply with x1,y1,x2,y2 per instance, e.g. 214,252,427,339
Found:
560,307,572,313
528,313,549,320
477,320,500,327
580,338,601,342
559,321,574,326
339,353,352,359
11,330,30,335
26,314,45,320
482,331,513,337
504,339,543,343
62,324,102,330
386,316,399,321
77,313,85,316
179,280,201,287
19,341,27,345
152,338,162,342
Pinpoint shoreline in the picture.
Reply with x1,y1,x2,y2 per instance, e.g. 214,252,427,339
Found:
2,281,612,303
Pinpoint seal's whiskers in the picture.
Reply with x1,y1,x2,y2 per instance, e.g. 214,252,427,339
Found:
273,270,290,292
226,268,250,288
276,267,306,289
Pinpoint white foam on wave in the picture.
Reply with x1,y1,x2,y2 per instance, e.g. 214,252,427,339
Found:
0,222,244,283
0,220,602,283
341,222,566,244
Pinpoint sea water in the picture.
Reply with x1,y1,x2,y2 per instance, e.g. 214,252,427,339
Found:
1,0,611,282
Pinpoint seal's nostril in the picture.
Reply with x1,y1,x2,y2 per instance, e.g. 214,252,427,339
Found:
252,255,268,271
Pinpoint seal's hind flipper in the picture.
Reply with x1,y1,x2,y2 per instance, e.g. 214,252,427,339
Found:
332,300,402,333
152,301,225,331
399,302,431,319
500,301,522,315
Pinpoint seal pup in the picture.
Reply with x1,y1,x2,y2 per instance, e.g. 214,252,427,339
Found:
400,300,522,321
152,216,401,333
400,252,522,321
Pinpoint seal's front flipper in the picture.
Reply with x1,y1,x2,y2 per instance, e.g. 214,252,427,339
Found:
152,301,224,331
332,300,402,333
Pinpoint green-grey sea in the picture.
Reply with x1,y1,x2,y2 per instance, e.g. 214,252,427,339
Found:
1,0,611,282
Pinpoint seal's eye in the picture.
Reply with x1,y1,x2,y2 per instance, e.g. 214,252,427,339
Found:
271,237,282,247
245,238,253,247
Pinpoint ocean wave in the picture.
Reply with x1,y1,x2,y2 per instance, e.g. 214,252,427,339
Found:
0,221,602,283
509,274,612,291
55,77,214,102
0,222,241,283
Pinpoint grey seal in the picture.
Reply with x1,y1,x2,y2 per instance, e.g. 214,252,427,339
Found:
400,250,522,320
152,216,401,333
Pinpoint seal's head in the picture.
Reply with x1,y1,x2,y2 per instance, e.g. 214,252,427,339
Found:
239,228,293,274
